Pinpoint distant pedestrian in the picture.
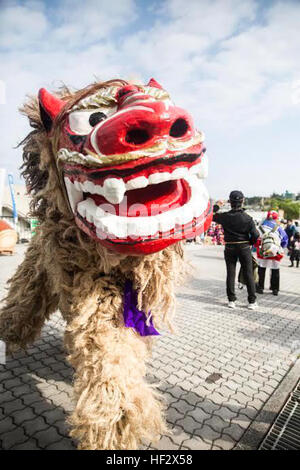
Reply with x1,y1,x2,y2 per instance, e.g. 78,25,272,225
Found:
295,221,300,234
255,211,288,296
289,232,300,268
285,219,296,248
215,224,225,245
213,191,259,310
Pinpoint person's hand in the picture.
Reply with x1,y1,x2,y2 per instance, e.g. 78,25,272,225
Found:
216,200,225,207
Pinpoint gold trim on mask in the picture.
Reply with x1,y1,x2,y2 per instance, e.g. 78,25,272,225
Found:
139,86,170,101
71,85,171,112
56,131,204,168
71,86,120,111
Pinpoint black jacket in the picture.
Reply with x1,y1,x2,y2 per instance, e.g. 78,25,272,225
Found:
213,205,259,244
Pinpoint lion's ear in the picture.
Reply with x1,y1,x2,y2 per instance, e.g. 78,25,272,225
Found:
147,78,163,89
38,88,65,132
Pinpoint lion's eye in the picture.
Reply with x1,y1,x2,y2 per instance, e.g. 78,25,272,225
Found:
68,108,114,135
89,112,106,127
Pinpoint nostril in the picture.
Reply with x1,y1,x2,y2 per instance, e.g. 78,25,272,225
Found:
169,118,189,138
125,128,150,145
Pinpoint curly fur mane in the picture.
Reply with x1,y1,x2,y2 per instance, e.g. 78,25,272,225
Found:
18,79,185,329
0,79,188,449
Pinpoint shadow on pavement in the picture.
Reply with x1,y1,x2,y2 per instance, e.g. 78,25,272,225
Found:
146,381,277,449
0,325,76,450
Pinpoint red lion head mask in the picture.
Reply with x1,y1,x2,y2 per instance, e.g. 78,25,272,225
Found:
39,78,212,255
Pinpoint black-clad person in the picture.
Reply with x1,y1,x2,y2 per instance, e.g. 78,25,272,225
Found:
213,191,259,310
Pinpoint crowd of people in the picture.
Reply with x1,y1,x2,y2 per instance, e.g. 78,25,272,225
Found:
206,222,225,245
202,191,299,310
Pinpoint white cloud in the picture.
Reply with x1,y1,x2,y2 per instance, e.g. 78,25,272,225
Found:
52,0,137,46
164,0,257,40
0,0,299,194
118,0,257,87
0,0,137,50
157,0,300,130
0,1,48,48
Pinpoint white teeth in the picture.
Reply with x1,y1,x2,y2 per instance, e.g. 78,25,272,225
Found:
159,214,173,233
82,197,96,223
189,163,201,175
102,178,126,204
64,177,83,212
126,176,148,190
74,180,82,191
77,200,86,218
64,153,209,238
171,167,189,180
147,218,159,236
75,177,209,239
197,153,208,178
181,206,194,224
65,154,208,206
148,172,169,185
85,180,95,193
72,177,127,203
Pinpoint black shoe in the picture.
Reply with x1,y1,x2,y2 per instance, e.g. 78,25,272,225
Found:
272,290,279,296
289,264,294,267
256,285,264,294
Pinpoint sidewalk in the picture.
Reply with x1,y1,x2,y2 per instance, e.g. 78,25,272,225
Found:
0,244,299,450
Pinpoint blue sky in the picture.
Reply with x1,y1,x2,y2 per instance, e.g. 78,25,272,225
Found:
0,0,299,198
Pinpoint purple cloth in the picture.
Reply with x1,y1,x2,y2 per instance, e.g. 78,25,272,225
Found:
123,280,160,336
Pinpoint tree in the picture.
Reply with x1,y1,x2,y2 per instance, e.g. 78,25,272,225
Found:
280,201,300,220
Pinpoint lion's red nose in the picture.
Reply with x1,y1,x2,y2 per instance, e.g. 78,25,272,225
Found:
88,99,194,156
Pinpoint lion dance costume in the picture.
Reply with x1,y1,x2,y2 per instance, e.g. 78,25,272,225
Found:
0,78,212,449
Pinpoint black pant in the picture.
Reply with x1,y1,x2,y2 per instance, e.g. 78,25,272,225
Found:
290,250,300,267
224,244,256,303
258,266,280,291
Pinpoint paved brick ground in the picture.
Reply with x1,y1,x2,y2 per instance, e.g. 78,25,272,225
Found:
0,244,299,450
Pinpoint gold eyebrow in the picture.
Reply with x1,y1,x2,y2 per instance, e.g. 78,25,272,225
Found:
71,85,171,112
71,86,120,111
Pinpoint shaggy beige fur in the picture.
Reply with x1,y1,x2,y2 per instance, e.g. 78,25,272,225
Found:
0,80,185,450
